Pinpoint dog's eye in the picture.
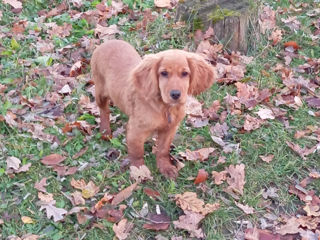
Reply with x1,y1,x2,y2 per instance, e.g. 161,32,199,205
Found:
160,71,168,77
182,71,189,77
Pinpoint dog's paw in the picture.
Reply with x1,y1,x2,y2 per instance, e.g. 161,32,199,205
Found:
159,164,178,179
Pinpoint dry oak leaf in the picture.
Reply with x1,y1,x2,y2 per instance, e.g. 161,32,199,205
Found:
39,202,68,222
226,164,245,196
244,115,264,131
235,202,255,214
112,182,138,206
5,156,30,174
113,218,134,240
255,108,275,120
212,170,228,185
179,148,215,162
34,178,48,193
173,210,205,239
303,204,320,217
269,29,283,45
41,154,66,166
71,191,85,206
259,6,276,34
38,192,54,203
70,178,87,190
175,192,220,215
259,154,274,163
154,0,171,8
3,0,22,9
286,141,316,160
276,217,301,235
185,96,203,116
130,165,153,183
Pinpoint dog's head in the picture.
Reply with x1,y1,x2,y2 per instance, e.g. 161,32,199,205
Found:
133,49,215,105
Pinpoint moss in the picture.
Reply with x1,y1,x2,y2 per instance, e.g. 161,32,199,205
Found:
208,6,240,24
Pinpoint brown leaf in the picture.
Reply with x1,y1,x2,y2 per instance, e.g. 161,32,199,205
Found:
269,29,283,45
194,169,208,184
41,154,66,166
111,182,138,206
39,202,68,222
143,188,161,199
175,192,219,215
226,164,245,196
255,108,275,120
154,0,171,8
130,165,153,183
276,217,301,235
52,165,77,176
286,141,316,160
259,6,276,34
34,178,48,193
143,223,169,231
259,154,274,163
70,178,87,190
6,156,21,171
235,202,255,214
3,0,22,9
306,97,320,109
185,96,203,116
94,192,113,210
244,115,264,131
71,191,85,206
212,170,227,185
173,210,205,239
179,148,215,162
38,192,54,203
112,218,134,240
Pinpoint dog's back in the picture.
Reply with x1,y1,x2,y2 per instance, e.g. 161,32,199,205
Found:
91,40,141,114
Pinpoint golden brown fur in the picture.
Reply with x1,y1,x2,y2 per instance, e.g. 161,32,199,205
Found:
91,40,215,179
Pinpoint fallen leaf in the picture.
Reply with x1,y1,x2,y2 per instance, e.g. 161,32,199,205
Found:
212,170,228,185
143,188,161,199
81,181,99,199
259,154,274,163
255,108,275,120
71,191,85,205
94,192,113,210
173,210,205,239
269,29,283,45
3,0,22,9
39,202,68,222
179,148,215,162
194,169,208,184
276,217,301,235
112,218,134,240
6,156,21,171
175,192,219,215
41,154,66,166
286,141,316,160
226,164,246,196
303,204,320,217
38,192,54,203
154,0,171,8
21,216,35,224
70,178,87,190
259,6,276,34
244,115,264,131
111,182,138,206
143,223,169,231
235,202,255,214
34,178,48,193
130,165,153,183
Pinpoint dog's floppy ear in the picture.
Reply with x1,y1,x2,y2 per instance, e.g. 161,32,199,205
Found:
187,53,216,95
133,54,161,100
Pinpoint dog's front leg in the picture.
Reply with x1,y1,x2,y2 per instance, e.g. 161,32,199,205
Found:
156,126,179,179
126,120,151,167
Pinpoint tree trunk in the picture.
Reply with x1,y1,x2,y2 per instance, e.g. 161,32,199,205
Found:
176,0,252,53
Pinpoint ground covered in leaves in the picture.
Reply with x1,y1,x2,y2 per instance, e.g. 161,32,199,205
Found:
0,0,320,239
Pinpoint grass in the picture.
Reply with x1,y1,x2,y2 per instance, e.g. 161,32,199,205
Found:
1,0,320,239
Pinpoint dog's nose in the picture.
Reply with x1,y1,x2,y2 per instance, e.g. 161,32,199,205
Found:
170,90,181,100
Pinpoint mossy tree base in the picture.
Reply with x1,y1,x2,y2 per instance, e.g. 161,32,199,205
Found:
176,0,252,53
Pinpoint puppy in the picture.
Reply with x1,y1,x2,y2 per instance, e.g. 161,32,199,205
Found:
91,40,215,179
